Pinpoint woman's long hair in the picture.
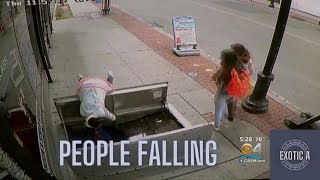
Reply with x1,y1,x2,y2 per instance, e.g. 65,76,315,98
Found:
231,43,251,64
217,49,242,88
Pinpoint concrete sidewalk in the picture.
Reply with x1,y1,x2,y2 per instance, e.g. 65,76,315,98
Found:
48,1,269,179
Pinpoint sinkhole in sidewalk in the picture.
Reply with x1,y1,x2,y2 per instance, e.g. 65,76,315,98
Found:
65,110,183,143
54,83,215,175
54,83,189,143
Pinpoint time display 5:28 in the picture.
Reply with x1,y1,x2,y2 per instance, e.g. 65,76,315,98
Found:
240,137,253,142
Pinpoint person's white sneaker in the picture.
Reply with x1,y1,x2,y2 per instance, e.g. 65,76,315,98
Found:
211,112,220,131
223,120,228,128
78,74,84,81
211,121,220,131
107,71,114,84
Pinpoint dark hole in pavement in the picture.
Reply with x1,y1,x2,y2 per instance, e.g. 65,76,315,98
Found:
67,110,183,143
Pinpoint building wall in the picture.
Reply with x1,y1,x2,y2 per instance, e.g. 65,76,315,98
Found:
291,0,320,17
0,0,54,178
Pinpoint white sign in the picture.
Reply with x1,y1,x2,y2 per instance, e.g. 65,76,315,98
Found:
172,16,197,47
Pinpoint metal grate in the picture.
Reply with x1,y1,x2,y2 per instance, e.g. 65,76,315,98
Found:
36,100,51,174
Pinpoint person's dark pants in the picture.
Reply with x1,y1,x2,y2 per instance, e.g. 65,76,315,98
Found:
227,97,236,120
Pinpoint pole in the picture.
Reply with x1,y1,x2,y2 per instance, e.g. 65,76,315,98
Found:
242,0,292,113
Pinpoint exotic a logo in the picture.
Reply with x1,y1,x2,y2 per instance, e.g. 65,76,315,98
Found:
280,140,310,171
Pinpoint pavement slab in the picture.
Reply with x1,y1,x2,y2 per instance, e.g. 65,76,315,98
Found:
254,171,270,179
220,120,270,151
112,77,145,89
79,53,127,67
104,29,151,53
167,94,208,126
82,55,128,76
179,89,215,115
118,50,164,65
141,73,204,95
211,132,242,165
170,164,237,180
222,158,269,180
103,166,211,180
219,120,270,179
103,132,241,180
129,62,180,78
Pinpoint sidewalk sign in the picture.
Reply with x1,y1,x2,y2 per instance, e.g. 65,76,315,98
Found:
172,16,200,56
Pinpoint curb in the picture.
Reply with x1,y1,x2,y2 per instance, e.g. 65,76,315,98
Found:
114,3,301,116
267,91,301,115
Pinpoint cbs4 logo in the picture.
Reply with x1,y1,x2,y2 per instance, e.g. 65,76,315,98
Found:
241,143,262,155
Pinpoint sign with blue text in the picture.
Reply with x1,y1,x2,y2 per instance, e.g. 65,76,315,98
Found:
172,16,200,56
172,16,197,46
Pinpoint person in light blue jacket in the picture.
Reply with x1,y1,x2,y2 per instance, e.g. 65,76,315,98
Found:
78,71,116,129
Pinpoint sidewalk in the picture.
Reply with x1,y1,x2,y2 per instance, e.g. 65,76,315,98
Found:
97,3,299,136
47,1,278,179
237,0,320,26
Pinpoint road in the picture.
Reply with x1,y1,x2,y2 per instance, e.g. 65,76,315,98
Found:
112,0,320,114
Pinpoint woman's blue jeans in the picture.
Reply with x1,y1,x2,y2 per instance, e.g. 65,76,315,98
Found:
214,91,230,128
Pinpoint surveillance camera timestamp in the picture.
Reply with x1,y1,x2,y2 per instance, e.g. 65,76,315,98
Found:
240,136,265,142
6,0,48,7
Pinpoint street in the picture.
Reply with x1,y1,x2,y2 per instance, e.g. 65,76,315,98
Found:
113,0,320,114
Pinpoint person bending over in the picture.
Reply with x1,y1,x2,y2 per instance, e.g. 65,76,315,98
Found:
78,71,116,129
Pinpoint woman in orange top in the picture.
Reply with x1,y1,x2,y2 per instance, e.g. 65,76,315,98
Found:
212,49,242,130
227,43,255,121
